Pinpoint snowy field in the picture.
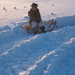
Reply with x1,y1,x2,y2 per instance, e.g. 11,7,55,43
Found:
0,0,75,75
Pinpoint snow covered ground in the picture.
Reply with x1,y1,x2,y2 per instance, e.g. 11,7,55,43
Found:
0,0,75,75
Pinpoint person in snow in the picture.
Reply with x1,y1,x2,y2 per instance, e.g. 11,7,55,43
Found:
28,3,45,33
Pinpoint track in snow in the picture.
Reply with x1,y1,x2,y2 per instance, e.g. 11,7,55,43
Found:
0,16,75,75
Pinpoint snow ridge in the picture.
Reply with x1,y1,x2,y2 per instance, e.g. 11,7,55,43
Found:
0,24,75,75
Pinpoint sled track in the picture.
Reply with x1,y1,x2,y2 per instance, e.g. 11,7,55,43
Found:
0,22,75,75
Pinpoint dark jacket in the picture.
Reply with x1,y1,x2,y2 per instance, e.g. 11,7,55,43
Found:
28,9,42,24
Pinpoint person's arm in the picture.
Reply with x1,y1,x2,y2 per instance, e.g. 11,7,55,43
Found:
39,12,42,21
37,9,42,22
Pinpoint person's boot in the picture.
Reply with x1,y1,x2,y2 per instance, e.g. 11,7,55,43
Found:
40,26,45,33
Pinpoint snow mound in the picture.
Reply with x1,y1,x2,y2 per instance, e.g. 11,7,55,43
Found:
0,24,75,75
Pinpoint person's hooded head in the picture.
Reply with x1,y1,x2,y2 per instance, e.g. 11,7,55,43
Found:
31,3,38,11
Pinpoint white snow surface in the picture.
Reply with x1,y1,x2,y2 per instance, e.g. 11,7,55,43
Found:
0,0,75,75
